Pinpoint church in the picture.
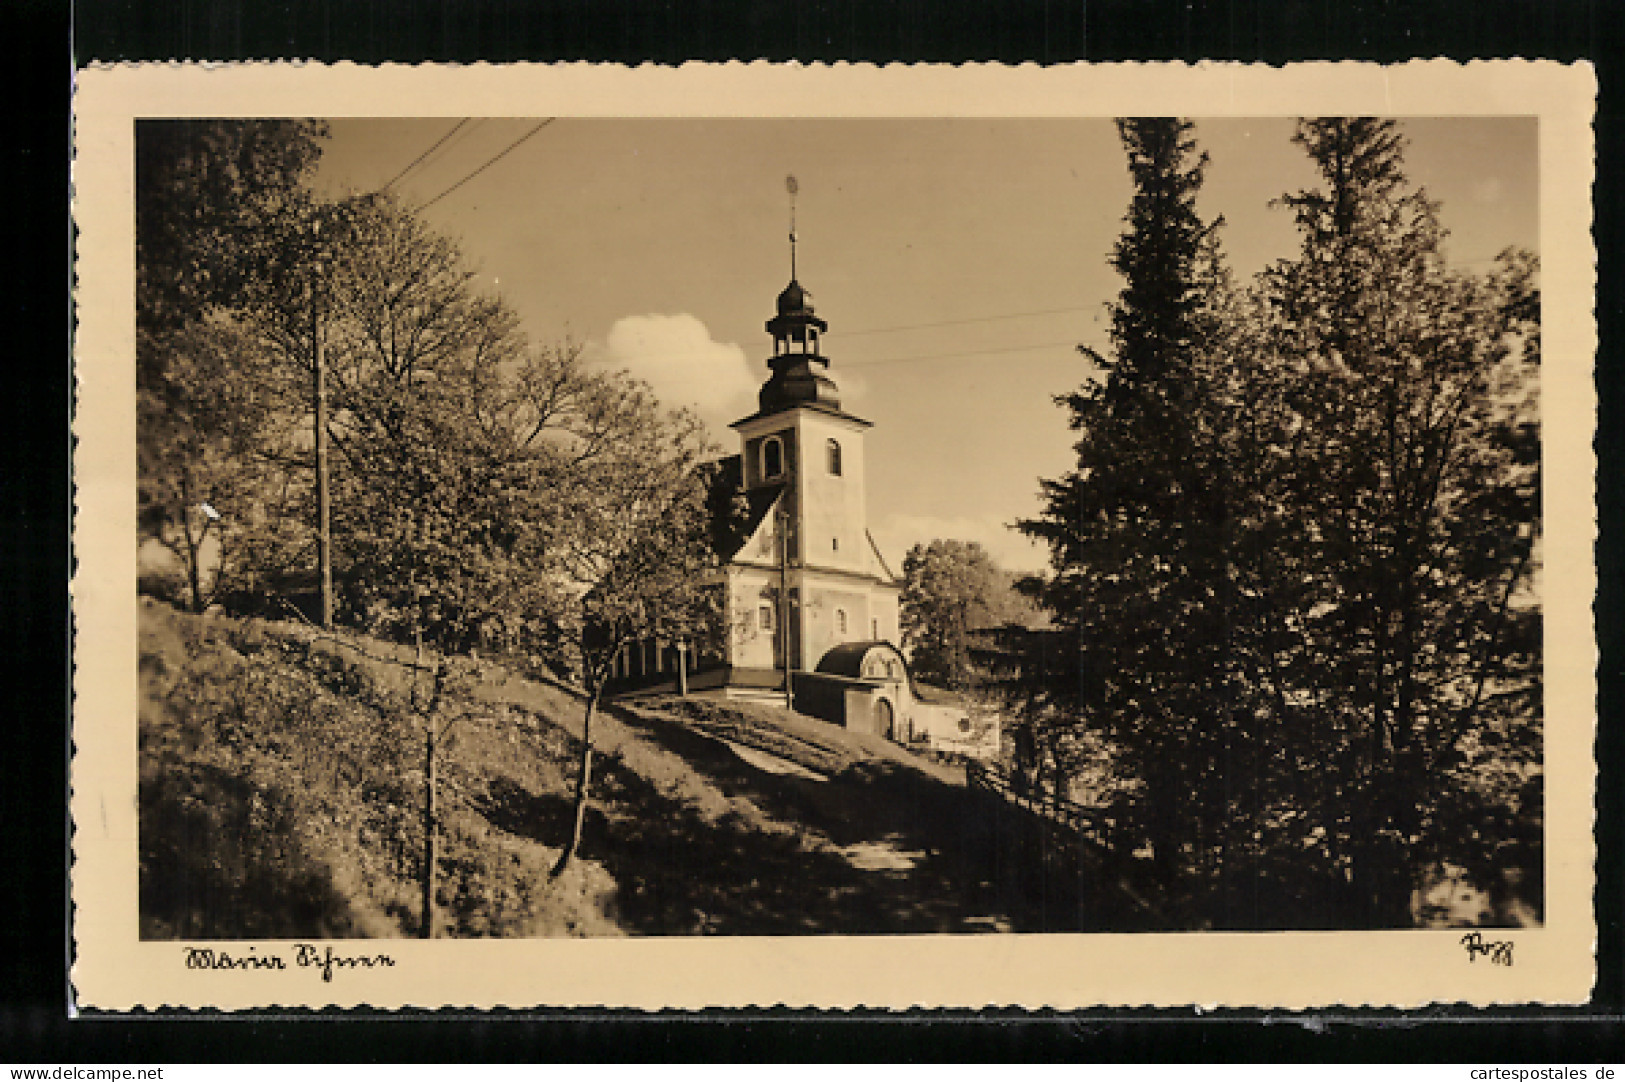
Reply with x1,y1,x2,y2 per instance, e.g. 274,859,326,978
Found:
609,233,965,743
711,263,904,690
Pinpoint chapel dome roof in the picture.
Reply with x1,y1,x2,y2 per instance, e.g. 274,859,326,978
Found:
776,279,814,316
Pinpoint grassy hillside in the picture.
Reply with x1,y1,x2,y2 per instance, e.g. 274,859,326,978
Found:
140,596,1537,937
139,598,620,938
140,598,1108,938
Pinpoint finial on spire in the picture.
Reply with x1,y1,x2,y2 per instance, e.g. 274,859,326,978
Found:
786,174,799,279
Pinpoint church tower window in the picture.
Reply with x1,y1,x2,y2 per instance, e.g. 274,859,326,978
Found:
827,438,843,476
759,604,774,631
761,435,784,480
836,609,848,637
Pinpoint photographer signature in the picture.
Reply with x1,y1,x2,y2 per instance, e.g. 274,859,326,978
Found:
1460,931,1514,966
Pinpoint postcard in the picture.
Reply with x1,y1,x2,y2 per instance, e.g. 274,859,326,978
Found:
72,59,1597,1009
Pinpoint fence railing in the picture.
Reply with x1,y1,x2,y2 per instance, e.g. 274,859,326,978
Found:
965,760,1114,852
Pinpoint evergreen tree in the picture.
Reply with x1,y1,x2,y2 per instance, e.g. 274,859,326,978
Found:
1017,117,1540,928
1020,118,1238,896
1256,118,1542,924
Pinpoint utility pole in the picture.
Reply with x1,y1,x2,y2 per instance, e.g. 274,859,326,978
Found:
312,276,333,629
779,500,794,711
409,545,436,937
418,622,438,939
676,638,689,697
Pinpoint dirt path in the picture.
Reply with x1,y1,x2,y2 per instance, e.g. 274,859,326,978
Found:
475,677,1023,934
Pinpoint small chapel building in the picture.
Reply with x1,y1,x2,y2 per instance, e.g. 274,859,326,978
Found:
608,249,968,743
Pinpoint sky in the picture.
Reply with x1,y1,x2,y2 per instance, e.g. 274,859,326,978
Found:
314,117,1538,573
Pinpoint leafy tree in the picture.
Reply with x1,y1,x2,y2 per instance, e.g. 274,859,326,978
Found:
303,193,538,647
1253,118,1542,924
136,119,328,343
900,539,1032,689
133,122,755,915
1019,118,1238,892
136,120,328,612
543,383,730,878
136,314,309,612
219,189,559,650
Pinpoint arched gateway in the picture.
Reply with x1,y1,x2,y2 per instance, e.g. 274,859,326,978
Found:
814,641,910,739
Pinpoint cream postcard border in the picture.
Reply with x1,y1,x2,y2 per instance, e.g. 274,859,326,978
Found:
71,60,1598,1010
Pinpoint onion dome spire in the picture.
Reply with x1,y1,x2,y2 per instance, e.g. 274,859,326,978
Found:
759,175,839,414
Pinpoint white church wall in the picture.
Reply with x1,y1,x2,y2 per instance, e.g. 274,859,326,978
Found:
865,583,901,645
911,702,1000,760
790,411,870,579
716,264,911,690
800,582,872,664
726,566,781,670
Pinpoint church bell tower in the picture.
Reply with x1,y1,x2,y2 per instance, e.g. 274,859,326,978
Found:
727,177,898,673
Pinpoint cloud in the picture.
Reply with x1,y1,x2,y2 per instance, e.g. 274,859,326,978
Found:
871,512,1049,576
586,313,760,439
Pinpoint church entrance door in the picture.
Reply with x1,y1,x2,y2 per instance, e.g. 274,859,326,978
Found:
873,697,895,740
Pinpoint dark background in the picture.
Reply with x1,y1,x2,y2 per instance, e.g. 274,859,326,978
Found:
4,0,1618,1061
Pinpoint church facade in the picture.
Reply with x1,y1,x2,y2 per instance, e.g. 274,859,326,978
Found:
605,241,977,744
715,272,903,693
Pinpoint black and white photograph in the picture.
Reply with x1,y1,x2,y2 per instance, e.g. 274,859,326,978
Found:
72,61,1597,1009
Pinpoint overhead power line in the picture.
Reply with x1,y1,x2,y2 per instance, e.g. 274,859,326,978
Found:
419,118,557,210
841,305,1096,338
409,118,488,186
379,118,470,193
843,338,1109,368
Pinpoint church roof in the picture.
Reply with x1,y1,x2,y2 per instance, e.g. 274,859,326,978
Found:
703,454,783,560
730,400,872,430
865,529,899,585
